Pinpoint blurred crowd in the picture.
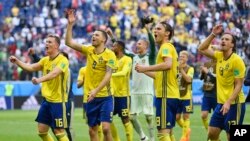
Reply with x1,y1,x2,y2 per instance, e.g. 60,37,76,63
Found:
0,0,249,80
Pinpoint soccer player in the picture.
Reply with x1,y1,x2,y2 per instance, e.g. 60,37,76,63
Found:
110,40,133,141
10,34,70,141
200,58,217,131
28,48,75,141
130,26,156,141
176,51,194,141
77,67,104,141
135,22,180,141
65,9,116,141
106,25,156,141
198,24,246,141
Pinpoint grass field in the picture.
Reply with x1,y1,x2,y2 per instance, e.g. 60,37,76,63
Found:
0,105,249,141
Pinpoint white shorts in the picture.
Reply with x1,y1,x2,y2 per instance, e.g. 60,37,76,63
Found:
130,94,154,115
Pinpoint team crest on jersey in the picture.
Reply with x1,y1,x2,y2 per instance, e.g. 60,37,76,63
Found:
99,57,104,64
92,61,97,69
225,63,229,70
142,59,146,64
52,64,56,69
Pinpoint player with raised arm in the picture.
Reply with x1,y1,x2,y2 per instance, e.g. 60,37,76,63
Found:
65,9,116,141
198,24,246,141
135,22,179,141
10,34,70,141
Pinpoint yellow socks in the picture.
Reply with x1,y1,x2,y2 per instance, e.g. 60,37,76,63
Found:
157,133,171,141
38,132,54,141
111,123,121,141
170,133,176,141
98,125,103,141
182,119,191,141
124,122,133,141
176,118,184,128
55,132,69,141
202,117,208,130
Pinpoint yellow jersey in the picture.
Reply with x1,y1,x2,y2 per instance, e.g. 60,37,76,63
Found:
214,51,245,104
111,55,132,97
81,46,116,103
178,66,194,100
155,42,179,98
38,54,69,102
77,67,86,95
77,67,86,83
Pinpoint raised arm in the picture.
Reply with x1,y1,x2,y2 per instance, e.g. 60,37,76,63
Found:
9,56,42,72
65,9,83,52
198,24,223,59
145,24,156,65
106,27,135,58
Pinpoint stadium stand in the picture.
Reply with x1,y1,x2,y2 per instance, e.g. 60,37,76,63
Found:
0,0,249,81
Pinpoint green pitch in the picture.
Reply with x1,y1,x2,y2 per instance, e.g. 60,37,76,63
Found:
0,105,249,141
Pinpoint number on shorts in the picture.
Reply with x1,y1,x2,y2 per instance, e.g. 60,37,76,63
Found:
55,118,63,127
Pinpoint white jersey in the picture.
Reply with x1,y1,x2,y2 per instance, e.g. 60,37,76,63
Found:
131,54,154,95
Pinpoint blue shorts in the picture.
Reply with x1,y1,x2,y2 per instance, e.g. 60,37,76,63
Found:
35,99,67,129
201,96,217,112
155,98,179,130
177,99,193,114
85,96,113,127
66,100,74,127
113,96,130,118
209,103,246,133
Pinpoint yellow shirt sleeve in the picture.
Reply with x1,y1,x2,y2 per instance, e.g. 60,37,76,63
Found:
112,57,132,77
81,45,93,55
106,52,117,69
38,57,46,66
56,57,69,73
77,67,86,81
233,56,246,78
161,43,174,58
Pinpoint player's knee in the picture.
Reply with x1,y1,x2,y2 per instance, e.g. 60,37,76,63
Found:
207,130,218,140
102,126,111,136
89,127,98,137
176,114,181,120
201,112,208,119
201,113,208,119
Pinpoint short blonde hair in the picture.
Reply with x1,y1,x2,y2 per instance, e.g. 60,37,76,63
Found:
180,50,189,57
